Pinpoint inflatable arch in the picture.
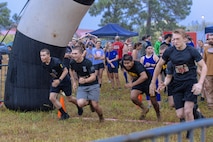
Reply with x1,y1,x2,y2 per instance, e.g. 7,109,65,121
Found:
4,0,94,111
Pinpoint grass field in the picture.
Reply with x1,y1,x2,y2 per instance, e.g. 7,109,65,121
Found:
0,55,213,142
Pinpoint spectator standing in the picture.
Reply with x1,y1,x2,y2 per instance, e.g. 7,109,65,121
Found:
186,35,195,47
140,45,161,108
140,35,148,56
197,40,205,56
154,36,163,55
161,34,172,47
132,42,142,62
145,35,152,46
106,42,121,90
92,40,105,87
85,42,94,63
113,36,128,83
203,34,213,110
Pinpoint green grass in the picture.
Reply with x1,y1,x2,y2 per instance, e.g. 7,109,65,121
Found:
0,68,213,142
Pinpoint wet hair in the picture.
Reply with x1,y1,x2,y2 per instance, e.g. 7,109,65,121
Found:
40,48,50,55
173,29,187,38
122,54,133,61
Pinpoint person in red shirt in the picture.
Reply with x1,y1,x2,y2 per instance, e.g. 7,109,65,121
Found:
112,36,128,83
112,36,124,61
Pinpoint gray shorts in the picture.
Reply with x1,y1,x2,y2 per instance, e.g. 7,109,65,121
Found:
77,84,100,101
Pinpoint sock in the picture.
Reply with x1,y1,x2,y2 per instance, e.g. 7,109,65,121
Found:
123,72,128,83
59,107,66,115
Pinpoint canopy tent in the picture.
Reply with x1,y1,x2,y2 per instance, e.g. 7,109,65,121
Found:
90,23,138,37
205,26,213,34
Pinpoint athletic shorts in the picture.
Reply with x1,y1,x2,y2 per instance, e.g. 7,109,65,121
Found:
172,79,197,109
94,63,104,70
50,77,72,96
167,81,173,96
132,82,151,97
108,66,118,73
77,84,100,101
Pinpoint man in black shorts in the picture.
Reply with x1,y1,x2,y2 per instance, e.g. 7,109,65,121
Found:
40,48,83,120
70,46,104,122
150,29,207,137
122,54,161,121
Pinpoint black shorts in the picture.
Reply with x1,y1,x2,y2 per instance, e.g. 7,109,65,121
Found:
108,66,118,73
94,63,104,70
172,79,197,109
167,81,173,96
50,77,72,96
132,81,151,97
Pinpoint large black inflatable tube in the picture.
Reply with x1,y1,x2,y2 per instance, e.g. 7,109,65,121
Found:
4,0,94,111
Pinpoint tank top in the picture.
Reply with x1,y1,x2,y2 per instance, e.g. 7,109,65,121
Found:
143,54,156,76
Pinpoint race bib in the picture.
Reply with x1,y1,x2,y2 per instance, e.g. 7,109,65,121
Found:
175,64,189,74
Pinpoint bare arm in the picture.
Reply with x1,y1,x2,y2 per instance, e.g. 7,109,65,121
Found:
149,58,166,95
125,72,148,88
191,59,207,95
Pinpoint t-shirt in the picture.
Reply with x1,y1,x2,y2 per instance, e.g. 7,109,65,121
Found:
70,58,98,86
42,57,68,80
166,61,174,75
86,48,94,64
112,41,124,59
162,45,202,81
123,61,150,85
92,48,105,65
106,50,118,68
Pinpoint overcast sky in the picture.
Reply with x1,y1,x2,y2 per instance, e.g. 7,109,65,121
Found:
2,0,213,30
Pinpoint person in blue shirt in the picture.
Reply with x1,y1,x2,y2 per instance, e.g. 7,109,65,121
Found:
106,42,121,90
92,40,105,87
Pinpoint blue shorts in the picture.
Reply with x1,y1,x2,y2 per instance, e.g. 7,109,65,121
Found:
50,77,72,96
77,84,100,102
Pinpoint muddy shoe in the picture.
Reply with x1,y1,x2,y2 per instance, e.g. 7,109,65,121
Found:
77,106,83,116
157,113,161,122
98,114,104,123
59,113,70,120
139,108,149,120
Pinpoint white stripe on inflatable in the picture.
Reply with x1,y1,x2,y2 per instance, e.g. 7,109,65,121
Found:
18,0,91,47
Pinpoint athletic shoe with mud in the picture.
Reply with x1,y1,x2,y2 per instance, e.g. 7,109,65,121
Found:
139,108,149,120
77,106,83,116
59,113,70,120
157,113,161,122
98,114,104,123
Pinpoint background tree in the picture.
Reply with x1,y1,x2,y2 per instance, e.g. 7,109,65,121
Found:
89,0,192,35
0,2,12,29
12,13,21,27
